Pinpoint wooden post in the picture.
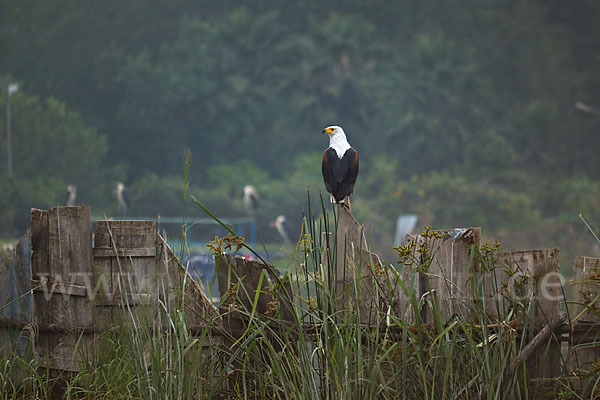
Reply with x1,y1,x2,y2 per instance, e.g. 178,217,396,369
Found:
31,206,93,371
489,249,562,380
425,228,480,323
404,228,480,324
568,256,600,378
487,249,561,324
216,253,294,329
0,229,32,354
322,206,379,322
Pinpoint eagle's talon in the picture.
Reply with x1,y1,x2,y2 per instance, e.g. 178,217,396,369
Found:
341,198,351,212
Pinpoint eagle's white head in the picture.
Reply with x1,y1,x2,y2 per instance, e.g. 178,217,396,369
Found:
322,125,351,158
322,125,345,138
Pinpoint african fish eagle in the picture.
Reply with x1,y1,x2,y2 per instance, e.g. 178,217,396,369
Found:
321,125,359,209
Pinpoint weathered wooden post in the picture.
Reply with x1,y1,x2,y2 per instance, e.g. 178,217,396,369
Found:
31,206,94,371
216,253,294,332
493,249,562,380
321,206,387,323
425,228,480,323
485,249,561,323
568,256,600,382
402,228,480,324
0,230,32,352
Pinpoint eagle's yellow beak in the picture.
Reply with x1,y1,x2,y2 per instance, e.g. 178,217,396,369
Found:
322,127,334,135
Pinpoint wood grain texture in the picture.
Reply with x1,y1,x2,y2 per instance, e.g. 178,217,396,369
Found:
321,206,372,320
158,236,221,328
403,227,480,324
568,256,600,378
216,253,293,331
92,220,157,327
32,206,94,372
0,229,33,355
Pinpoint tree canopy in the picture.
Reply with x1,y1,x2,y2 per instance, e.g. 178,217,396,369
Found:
1,0,600,259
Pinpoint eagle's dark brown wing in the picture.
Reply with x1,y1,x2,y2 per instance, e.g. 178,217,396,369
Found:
322,147,359,202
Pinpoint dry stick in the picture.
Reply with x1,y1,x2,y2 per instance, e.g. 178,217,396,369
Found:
579,213,600,245
476,312,568,400
508,312,568,375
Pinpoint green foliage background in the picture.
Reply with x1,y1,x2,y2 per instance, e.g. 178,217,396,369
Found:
1,1,600,261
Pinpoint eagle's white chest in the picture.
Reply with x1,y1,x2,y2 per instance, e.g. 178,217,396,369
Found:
329,135,351,159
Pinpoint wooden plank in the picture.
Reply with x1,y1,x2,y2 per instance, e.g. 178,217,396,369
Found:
158,236,221,329
425,228,480,323
31,279,87,297
0,229,33,356
99,220,156,249
572,256,600,323
490,248,561,379
94,293,153,306
217,254,271,315
31,209,49,280
481,312,568,400
92,247,155,257
31,206,95,373
395,263,424,324
102,220,156,295
356,250,401,325
568,256,600,377
93,220,112,249
217,253,293,327
403,228,480,324
45,206,93,325
91,221,115,328
36,331,95,372
92,220,157,326
0,230,33,321
47,206,93,286
488,249,561,324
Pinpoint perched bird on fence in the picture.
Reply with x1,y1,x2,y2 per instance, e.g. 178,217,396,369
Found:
64,184,77,207
270,215,291,245
321,125,359,211
243,185,260,215
113,182,130,217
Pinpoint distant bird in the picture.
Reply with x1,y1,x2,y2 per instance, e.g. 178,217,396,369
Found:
2,243,14,255
574,101,600,117
113,182,130,217
321,125,359,210
64,184,77,207
243,185,260,215
270,215,291,245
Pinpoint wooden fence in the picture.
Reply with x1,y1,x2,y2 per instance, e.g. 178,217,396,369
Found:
1,205,600,395
1,206,219,372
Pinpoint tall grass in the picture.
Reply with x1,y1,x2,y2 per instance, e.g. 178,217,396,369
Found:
0,193,588,399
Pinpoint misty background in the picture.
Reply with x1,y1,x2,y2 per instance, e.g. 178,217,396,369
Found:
1,1,599,267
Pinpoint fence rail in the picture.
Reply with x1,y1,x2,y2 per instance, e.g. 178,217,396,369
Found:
1,205,600,396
